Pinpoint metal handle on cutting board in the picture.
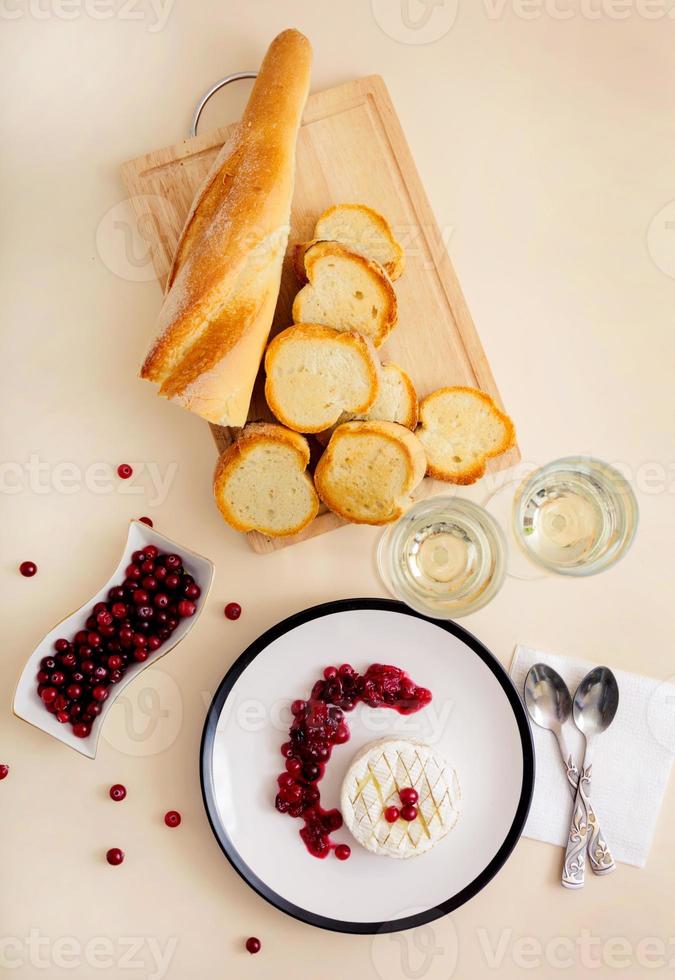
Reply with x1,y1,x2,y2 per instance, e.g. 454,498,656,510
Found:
190,72,258,137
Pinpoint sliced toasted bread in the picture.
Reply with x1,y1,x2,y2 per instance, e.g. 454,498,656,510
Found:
317,361,418,445
292,241,397,347
213,422,319,536
314,420,426,526
416,386,515,485
264,324,380,433
293,203,405,282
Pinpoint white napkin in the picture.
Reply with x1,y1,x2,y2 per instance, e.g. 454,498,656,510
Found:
510,644,675,867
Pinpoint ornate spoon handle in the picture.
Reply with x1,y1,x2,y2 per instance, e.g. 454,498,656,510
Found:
562,753,614,876
562,766,588,889
578,763,616,875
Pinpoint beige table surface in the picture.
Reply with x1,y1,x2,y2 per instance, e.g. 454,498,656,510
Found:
2,2,675,978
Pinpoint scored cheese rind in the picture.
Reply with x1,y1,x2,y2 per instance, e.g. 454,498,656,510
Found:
340,738,461,858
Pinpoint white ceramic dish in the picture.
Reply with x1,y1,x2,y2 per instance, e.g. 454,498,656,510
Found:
200,599,534,934
13,520,214,758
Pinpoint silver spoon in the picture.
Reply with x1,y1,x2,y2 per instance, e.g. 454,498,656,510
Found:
562,666,619,889
524,664,613,877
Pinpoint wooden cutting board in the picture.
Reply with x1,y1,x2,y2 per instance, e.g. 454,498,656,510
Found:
121,74,519,553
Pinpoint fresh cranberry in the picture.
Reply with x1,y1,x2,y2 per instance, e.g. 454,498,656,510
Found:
136,605,154,621
87,632,102,648
323,666,338,681
106,847,124,865
92,685,108,702
36,670,49,684
183,583,200,600
108,655,123,670
50,671,65,687
164,810,181,828
132,633,147,648
96,611,113,628
108,587,125,602
133,649,149,662
117,464,133,479
67,684,83,700
399,787,419,806
401,804,418,822
147,636,161,651
154,565,167,581
0,765,8,780
80,659,95,675
54,638,70,653
93,666,108,682
19,561,37,577
86,702,102,717
165,573,180,591
58,651,76,668
224,602,241,621
109,784,127,802
154,593,169,610
109,669,123,684
40,687,58,704
138,516,153,527
334,844,351,861
144,546,159,560
177,600,196,617
245,938,261,955
384,806,400,823
290,700,306,717
131,589,148,605
125,564,142,581
72,722,91,738
40,656,56,671
141,576,157,591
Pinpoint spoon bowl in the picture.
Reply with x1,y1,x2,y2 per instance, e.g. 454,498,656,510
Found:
524,663,573,734
572,666,619,737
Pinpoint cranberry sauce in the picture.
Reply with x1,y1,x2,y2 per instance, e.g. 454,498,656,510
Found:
275,663,432,859
36,546,201,738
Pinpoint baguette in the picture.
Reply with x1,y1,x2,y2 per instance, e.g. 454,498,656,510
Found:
317,361,418,445
292,241,397,347
213,422,319,536
314,420,426,525
140,30,312,426
293,203,404,281
264,324,380,433
416,386,515,484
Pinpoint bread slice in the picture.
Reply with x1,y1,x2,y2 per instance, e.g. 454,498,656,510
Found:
314,420,426,525
213,423,319,536
292,241,397,347
293,203,405,282
140,30,312,426
264,324,380,433
416,386,515,484
317,361,418,445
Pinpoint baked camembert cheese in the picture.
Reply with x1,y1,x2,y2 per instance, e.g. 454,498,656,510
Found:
340,738,460,858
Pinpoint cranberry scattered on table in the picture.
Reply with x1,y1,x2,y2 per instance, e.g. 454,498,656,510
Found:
109,784,126,802
117,463,133,479
35,546,201,737
224,602,241,620
138,516,153,527
164,810,181,828
245,937,261,955
106,848,124,866
19,561,37,577
275,663,432,859
0,765,9,780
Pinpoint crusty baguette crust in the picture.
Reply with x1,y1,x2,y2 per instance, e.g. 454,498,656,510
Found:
315,203,405,280
314,420,426,526
264,323,380,433
417,386,516,485
292,241,398,347
213,422,318,536
140,30,312,425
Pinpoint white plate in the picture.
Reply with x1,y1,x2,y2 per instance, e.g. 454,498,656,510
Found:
200,600,534,933
13,520,214,758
